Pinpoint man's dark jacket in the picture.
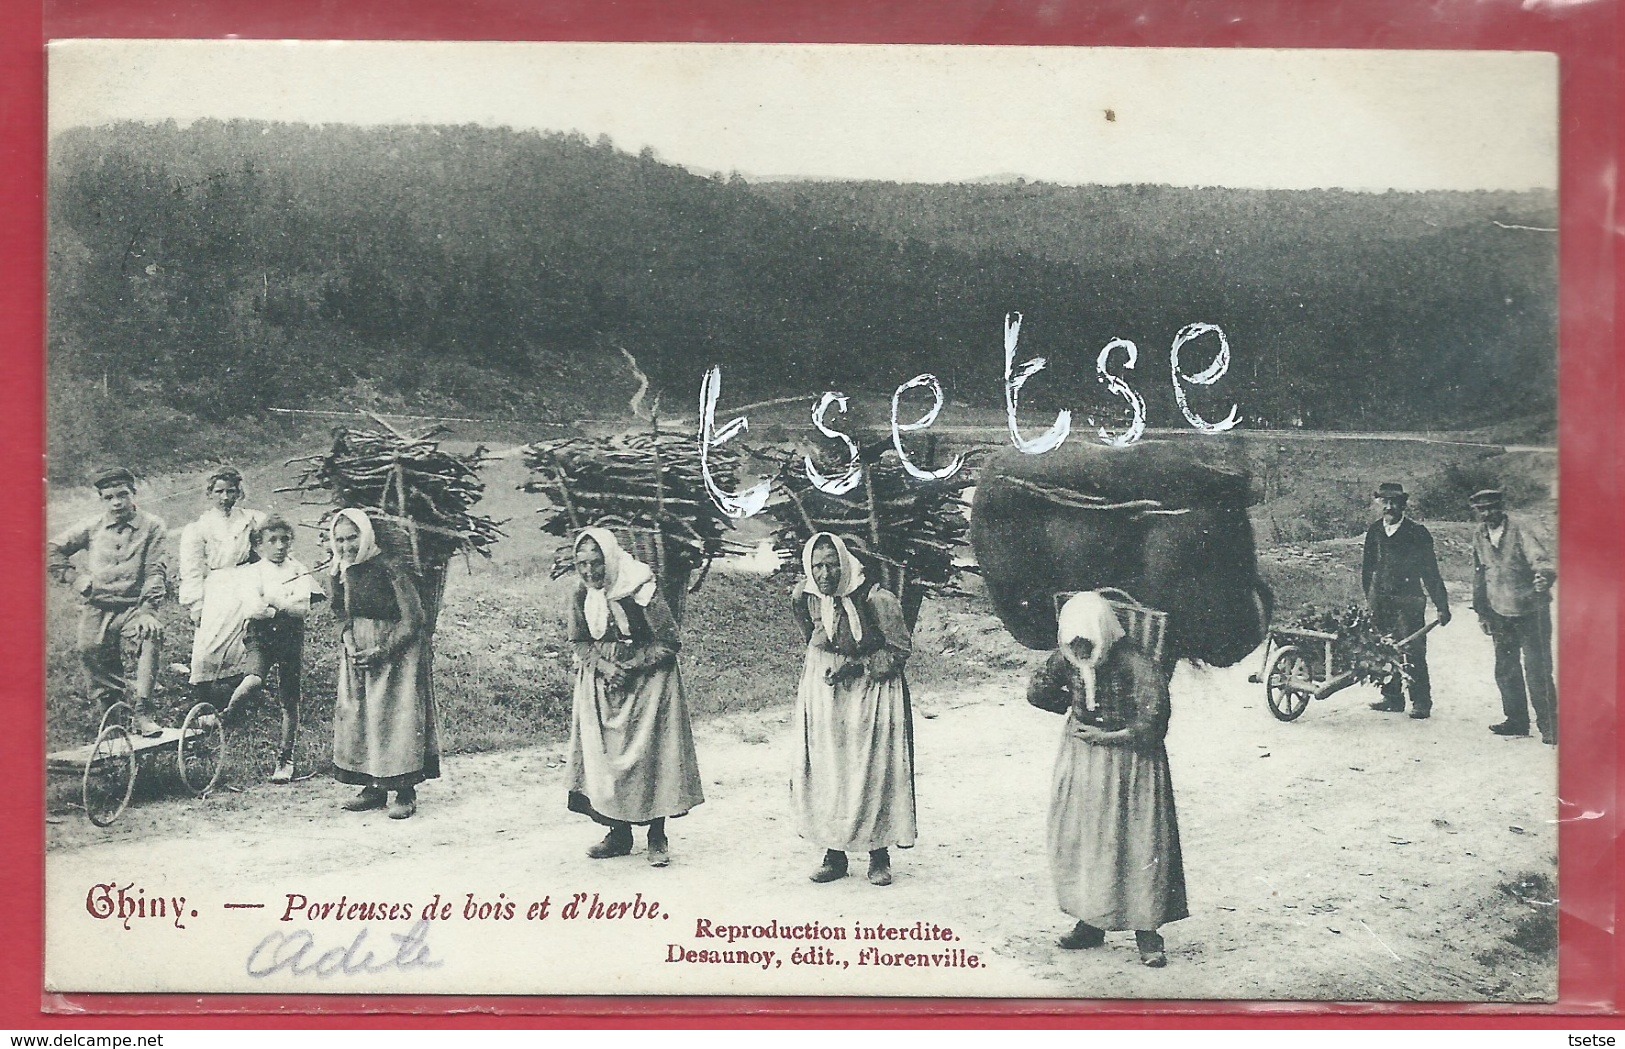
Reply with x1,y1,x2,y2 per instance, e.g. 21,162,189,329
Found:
1362,517,1450,612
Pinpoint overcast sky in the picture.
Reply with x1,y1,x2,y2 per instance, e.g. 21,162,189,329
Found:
49,40,1557,191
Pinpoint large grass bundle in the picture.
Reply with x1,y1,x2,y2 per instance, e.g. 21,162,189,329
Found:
971,440,1266,667
765,450,972,628
986,438,1253,511
521,428,744,621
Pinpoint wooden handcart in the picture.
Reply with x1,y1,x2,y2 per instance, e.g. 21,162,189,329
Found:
1256,617,1440,722
47,700,227,827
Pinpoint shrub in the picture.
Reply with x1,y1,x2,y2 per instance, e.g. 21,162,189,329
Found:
1410,458,1550,521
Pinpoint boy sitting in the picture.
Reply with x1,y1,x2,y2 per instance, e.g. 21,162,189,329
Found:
220,515,325,783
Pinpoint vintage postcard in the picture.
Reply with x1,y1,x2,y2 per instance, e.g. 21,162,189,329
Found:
43,40,1559,1000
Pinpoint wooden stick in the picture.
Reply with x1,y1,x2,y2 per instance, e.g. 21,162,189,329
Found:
395,463,422,569
1394,617,1443,650
650,412,668,579
545,465,583,531
360,409,415,443
863,471,896,591
782,481,820,540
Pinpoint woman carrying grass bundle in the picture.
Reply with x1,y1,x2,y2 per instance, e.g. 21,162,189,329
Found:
328,508,441,820
1028,591,1187,968
565,527,704,867
791,532,916,887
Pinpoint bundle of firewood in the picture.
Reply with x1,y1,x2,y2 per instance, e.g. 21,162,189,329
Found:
521,429,743,579
283,421,503,568
765,449,973,602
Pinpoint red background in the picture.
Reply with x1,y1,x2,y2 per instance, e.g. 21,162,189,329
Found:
1,0,1617,1029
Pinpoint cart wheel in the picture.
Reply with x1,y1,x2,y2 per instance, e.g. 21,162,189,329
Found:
1265,646,1313,722
83,724,137,827
97,701,133,738
179,702,227,797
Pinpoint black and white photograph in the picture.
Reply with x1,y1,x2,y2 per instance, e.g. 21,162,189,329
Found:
43,40,1559,1000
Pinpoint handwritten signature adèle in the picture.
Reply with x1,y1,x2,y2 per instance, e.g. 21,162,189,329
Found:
246,919,441,978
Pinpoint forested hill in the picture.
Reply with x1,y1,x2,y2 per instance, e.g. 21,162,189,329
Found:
748,181,1557,277
48,121,1555,480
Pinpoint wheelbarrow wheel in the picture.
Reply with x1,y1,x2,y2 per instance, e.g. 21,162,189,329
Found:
83,724,137,827
1265,646,1312,722
96,701,133,738
179,702,227,797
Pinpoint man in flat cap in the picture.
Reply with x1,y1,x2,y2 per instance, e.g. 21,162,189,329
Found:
1361,482,1451,718
1470,489,1557,743
47,467,170,736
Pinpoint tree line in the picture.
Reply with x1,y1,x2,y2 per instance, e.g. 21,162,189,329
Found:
47,120,1556,481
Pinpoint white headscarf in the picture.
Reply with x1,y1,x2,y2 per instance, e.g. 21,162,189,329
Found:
800,532,867,645
1057,591,1125,710
328,508,381,576
574,527,658,641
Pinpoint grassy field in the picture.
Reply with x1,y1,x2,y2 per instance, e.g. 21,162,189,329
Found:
44,423,1556,815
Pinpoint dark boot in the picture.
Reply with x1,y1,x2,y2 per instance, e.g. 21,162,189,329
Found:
387,786,417,820
1136,930,1167,967
646,818,669,867
587,824,633,859
810,850,848,883
1058,921,1105,950
867,848,893,886
132,700,166,738
343,786,387,812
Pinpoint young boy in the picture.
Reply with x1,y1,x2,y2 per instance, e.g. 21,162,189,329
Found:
221,515,325,783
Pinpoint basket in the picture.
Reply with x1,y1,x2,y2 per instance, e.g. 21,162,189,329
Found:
364,509,429,574
332,508,453,633
1052,587,1169,667
598,516,666,575
535,416,717,625
777,471,929,631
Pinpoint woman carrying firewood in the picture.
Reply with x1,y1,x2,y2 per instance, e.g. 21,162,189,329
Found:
1027,591,1187,968
791,532,916,887
328,508,441,820
565,527,704,866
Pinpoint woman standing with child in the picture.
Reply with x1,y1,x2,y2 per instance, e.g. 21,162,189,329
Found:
328,508,441,820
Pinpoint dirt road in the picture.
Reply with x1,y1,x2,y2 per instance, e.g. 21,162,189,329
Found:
46,612,1556,1003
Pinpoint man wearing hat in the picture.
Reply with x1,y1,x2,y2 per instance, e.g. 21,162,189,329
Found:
46,467,171,737
1361,482,1451,718
1469,489,1557,743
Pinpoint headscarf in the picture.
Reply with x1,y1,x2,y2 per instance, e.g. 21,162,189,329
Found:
328,508,381,576
1057,591,1125,711
574,527,658,641
799,532,867,645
